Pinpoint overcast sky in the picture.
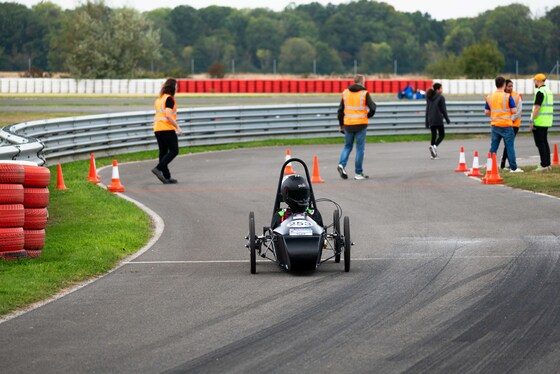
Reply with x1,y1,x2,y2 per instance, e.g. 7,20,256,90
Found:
9,0,560,20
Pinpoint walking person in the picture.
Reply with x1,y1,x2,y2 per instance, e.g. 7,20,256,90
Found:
337,74,377,180
425,83,450,159
530,73,554,172
484,76,523,173
500,79,522,169
152,78,183,184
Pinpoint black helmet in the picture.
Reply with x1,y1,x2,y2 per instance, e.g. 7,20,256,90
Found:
281,174,310,213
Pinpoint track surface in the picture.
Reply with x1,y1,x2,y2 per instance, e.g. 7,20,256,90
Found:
1,137,560,373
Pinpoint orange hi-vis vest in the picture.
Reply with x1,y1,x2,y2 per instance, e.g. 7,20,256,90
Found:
153,94,177,132
343,89,369,126
511,90,522,128
486,91,513,127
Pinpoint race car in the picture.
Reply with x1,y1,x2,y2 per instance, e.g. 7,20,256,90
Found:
245,158,351,273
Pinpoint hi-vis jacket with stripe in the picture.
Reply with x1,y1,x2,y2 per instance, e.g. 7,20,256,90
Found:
510,90,522,128
337,84,376,128
486,91,515,127
153,94,177,132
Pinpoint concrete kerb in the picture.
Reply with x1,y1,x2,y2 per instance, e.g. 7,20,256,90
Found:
0,162,165,325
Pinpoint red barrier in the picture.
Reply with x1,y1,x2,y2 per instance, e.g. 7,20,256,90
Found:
177,79,433,94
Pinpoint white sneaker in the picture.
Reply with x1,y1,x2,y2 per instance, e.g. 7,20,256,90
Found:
354,173,369,180
534,165,551,172
337,164,348,179
510,168,524,173
429,146,436,158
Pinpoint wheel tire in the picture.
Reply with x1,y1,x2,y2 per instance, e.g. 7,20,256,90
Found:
333,210,341,263
249,211,256,274
343,216,351,272
0,184,24,204
23,165,51,188
0,227,25,252
0,204,25,228
24,207,48,229
0,163,25,184
24,229,46,250
23,187,50,208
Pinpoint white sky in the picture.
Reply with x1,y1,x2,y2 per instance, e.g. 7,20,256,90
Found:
9,0,560,20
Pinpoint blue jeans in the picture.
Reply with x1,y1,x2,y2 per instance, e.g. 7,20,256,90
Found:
339,127,367,174
490,126,517,170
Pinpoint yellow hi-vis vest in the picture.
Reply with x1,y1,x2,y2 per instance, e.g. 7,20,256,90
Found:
511,90,522,128
533,85,553,128
486,91,513,127
343,89,369,126
153,94,177,132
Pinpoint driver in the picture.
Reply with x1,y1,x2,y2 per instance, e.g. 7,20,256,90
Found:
272,174,322,227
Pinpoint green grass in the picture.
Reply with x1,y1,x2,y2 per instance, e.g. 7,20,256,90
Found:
0,112,87,127
0,160,151,316
501,165,560,198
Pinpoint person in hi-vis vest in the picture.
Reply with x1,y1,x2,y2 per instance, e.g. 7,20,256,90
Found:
501,79,522,169
152,78,183,184
530,73,554,172
337,74,377,180
484,76,523,173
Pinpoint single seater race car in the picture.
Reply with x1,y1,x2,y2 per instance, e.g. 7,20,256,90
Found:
245,158,352,274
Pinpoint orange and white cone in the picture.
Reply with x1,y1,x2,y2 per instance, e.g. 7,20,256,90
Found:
468,151,482,177
552,144,559,166
87,153,100,183
284,149,295,175
311,155,325,184
56,164,68,190
107,160,125,193
482,152,492,184
455,146,469,172
485,153,503,185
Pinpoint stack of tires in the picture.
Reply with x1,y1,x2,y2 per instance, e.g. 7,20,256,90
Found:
0,162,50,260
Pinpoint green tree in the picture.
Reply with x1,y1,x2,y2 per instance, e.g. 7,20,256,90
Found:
278,37,316,74
461,40,504,78
52,1,160,78
443,23,475,55
359,42,392,73
315,42,344,75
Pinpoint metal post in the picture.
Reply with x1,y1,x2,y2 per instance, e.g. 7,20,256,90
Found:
232,59,235,74
516,60,518,78
191,59,195,75
394,59,397,76
273,59,277,74
313,59,316,75
354,59,357,75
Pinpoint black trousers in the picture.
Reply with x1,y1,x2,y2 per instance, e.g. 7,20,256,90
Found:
155,130,179,179
532,126,550,167
500,126,519,168
430,125,445,146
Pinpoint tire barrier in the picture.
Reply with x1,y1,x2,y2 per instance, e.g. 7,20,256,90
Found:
176,79,433,94
0,161,50,260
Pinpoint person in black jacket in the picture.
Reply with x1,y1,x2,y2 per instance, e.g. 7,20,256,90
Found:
425,83,450,159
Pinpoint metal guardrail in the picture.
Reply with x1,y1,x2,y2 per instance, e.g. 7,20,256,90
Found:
1,101,558,166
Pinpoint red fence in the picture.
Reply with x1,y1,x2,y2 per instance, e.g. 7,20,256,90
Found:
177,79,433,94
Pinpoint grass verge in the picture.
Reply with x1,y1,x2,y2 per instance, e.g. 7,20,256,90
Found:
501,165,560,198
0,160,152,316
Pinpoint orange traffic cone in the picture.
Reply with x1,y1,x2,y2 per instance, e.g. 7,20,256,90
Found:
468,151,482,177
455,146,469,172
87,153,100,183
56,164,68,190
552,144,559,166
485,153,503,185
107,160,125,193
284,149,295,175
481,152,492,184
311,155,325,183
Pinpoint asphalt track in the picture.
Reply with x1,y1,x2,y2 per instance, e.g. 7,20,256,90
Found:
1,136,560,373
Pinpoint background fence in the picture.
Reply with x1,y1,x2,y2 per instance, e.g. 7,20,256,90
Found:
1,78,558,95
2,101,558,166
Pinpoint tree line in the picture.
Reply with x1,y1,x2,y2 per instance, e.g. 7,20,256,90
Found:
0,0,558,79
